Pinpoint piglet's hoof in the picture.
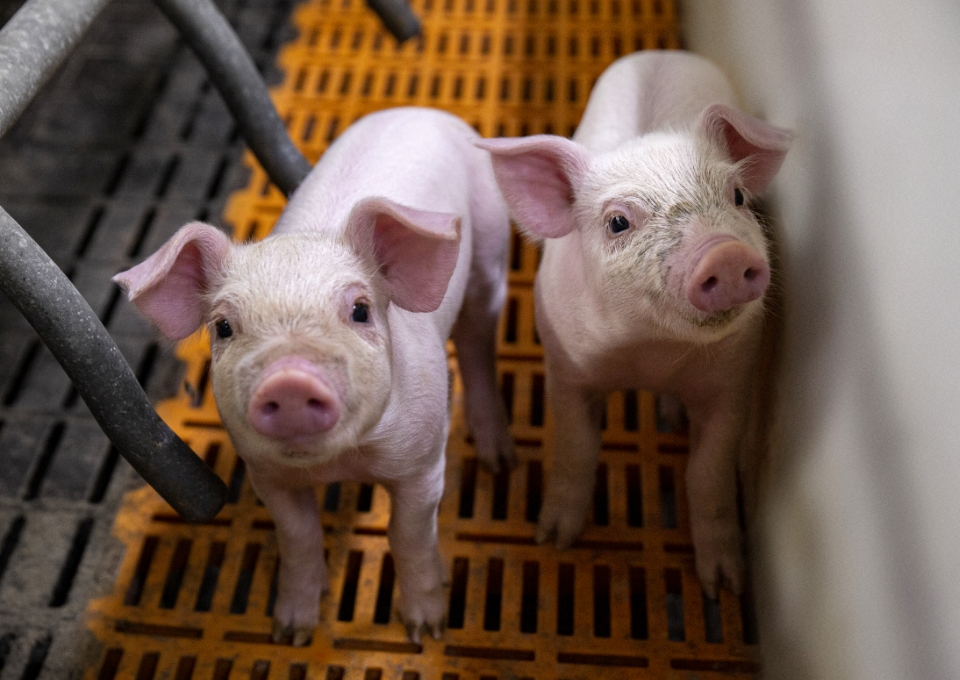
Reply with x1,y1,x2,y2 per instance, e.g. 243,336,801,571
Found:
404,618,445,644
476,439,518,475
535,490,589,549
272,620,314,647
397,586,447,644
692,524,745,600
696,551,745,601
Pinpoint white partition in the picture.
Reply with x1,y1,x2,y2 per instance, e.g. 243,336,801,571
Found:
679,3,960,679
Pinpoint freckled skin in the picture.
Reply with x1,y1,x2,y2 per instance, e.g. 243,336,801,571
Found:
478,51,792,599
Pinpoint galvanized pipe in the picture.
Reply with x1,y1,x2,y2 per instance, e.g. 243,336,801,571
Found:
366,0,420,42
152,0,312,197
0,0,113,137
0,206,228,522
0,0,227,521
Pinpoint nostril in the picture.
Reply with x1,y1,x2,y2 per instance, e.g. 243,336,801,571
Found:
248,359,343,441
743,267,758,282
701,276,719,293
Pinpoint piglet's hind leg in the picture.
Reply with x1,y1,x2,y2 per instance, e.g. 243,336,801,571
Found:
452,290,515,474
452,206,515,474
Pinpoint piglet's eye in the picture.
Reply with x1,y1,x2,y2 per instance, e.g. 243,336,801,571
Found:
215,319,233,339
734,188,745,207
351,302,370,323
608,214,630,234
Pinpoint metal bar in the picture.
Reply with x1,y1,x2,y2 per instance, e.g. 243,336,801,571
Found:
366,0,420,42
0,206,227,522
152,0,311,197
0,0,113,138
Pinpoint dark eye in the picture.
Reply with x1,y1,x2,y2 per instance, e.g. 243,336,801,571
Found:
215,319,233,339
608,214,630,234
734,188,745,206
351,302,369,323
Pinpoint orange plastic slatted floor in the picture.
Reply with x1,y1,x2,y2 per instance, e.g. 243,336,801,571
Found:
84,0,761,677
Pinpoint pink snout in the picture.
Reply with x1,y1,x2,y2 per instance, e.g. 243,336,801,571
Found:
247,358,341,443
686,240,770,313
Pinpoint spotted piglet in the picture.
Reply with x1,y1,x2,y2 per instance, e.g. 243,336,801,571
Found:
477,51,792,598
115,107,515,645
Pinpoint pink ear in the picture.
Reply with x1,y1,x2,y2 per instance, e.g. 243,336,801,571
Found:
475,136,590,239
345,198,461,313
700,104,793,194
113,222,232,340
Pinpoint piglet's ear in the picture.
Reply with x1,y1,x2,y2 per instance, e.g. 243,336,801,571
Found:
346,197,461,314
700,104,793,194
475,136,590,239
113,222,232,340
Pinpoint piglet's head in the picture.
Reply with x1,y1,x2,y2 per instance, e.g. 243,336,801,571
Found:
114,197,461,466
477,106,791,344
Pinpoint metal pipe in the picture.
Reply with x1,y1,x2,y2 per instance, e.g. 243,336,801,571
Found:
366,0,420,42
0,207,228,522
0,0,113,138
152,0,312,197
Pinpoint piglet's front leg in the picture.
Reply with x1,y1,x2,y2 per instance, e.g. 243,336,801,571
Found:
387,473,447,643
685,404,746,600
250,477,328,647
536,377,604,549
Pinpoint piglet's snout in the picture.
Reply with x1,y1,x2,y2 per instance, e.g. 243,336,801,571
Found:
685,240,770,313
248,358,341,442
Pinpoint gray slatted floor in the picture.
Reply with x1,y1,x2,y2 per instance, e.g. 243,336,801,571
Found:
0,1,297,677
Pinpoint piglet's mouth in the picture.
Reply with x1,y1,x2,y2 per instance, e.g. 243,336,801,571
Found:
693,306,739,329
277,447,319,460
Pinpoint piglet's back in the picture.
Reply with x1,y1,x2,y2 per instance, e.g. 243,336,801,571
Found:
574,50,740,153
273,107,482,237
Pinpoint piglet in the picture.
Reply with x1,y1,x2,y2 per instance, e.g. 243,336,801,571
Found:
115,107,515,644
476,51,791,597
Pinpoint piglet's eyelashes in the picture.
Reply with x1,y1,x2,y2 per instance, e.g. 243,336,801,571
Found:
604,205,646,237
601,201,650,239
